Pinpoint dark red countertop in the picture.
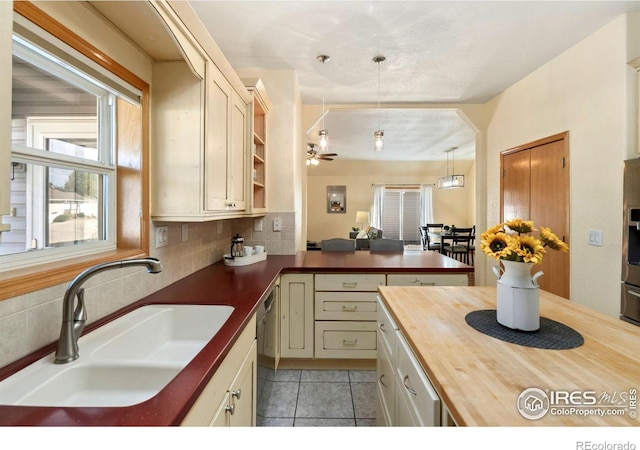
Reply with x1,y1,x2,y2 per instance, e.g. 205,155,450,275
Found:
0,250,470,426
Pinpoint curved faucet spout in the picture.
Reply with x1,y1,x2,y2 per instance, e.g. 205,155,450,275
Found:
54,258,163,364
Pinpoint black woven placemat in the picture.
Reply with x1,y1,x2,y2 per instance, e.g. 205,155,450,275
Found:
465,309,584,350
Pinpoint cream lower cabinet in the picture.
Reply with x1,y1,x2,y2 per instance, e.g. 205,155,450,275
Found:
314,274,384,359
181,315,257,426
280,274,314,358
377,297,444,427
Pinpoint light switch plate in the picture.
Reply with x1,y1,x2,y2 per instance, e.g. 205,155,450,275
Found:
156,226,168,248
588,230,603,246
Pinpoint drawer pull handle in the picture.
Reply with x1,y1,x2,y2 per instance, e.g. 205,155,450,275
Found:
420,282,436,286
628,290,640,299
231,389,241,400
403,375,417,396
380,374,389,388
379,323,387,333
343,339,358,346
342,282,358,288
225,403,235,415
342,305,358,311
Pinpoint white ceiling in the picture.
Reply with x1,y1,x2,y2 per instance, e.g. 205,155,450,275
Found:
182,1,640,162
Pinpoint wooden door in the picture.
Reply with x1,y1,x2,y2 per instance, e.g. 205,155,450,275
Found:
501,133,570,299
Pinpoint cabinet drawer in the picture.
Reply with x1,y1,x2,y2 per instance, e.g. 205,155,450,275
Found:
315,292,378,321
386,273,468,287
314,321,377,359
395,331,441,426
377,297,397,360
315,274,385,292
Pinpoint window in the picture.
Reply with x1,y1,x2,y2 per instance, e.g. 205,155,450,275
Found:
381,188,421,243
0,2,149,299
1,24,137,271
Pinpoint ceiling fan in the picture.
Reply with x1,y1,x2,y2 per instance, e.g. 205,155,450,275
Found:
306,143,337,165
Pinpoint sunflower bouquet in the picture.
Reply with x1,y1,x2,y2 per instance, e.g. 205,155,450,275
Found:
480,219,568,264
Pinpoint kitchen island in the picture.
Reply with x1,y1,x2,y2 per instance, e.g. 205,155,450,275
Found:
0,250,471,426
377,285,640,426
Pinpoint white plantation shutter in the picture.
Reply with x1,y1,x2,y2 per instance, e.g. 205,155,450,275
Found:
402,191,420,242
382,190,400,239
380,188,421,242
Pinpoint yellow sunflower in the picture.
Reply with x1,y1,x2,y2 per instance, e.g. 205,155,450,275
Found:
504,219,534,234
480,223,503,241
540,227,569,252
480,233,513,260
512,235,545,264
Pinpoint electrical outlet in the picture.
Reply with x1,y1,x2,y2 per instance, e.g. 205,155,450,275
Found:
181,224,189,242
273,217,282,232
155,226,168,248
254,218,264,232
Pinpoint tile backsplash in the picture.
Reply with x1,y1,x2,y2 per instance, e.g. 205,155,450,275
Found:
0,212,296,368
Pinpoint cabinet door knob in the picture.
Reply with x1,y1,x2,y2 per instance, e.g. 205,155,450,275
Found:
225,403,235,415
380,374,389,388
231,389,241,400
379,323,387,333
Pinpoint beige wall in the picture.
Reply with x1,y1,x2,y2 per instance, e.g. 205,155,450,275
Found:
306,159,475,243
483,13,640,316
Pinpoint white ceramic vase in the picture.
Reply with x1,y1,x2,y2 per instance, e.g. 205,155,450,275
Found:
492,260,544,331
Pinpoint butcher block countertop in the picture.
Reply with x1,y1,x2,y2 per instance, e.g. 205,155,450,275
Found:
377,286,640,426
0,250,470,426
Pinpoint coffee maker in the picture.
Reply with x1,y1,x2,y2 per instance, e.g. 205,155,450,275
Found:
230,234,244,258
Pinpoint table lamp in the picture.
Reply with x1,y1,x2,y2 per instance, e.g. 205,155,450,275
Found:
356,211,370,231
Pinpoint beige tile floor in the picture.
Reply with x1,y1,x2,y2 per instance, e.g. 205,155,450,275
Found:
257,368,377,427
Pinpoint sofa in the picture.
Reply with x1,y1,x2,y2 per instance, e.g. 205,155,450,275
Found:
355,226,383,250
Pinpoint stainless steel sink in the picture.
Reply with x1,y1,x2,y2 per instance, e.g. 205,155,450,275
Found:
0,304,234,407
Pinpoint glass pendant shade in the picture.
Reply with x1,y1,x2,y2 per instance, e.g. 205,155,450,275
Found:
318,129,329,152
373,130,384,151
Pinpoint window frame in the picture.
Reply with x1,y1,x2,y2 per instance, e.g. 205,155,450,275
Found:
0,2,149,301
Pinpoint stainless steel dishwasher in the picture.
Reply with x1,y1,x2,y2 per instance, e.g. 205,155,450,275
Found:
256,282,279,421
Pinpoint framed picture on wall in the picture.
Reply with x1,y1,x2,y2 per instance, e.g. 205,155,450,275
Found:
327,185,346,213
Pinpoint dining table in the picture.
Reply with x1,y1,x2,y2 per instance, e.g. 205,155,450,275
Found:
429,231,476,257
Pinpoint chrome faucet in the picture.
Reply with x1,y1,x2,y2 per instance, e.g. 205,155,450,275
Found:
54,257,163,364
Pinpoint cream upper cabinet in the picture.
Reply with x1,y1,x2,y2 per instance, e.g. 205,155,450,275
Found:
149,2,250,221
205,65,248,213
243,78,272,215
0,1,12,238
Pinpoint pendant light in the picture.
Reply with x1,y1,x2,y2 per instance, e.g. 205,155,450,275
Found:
317,54,330,152
373,56,385,152
437,147,465,189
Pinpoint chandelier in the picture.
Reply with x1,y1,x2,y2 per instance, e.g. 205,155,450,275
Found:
437,147,465,189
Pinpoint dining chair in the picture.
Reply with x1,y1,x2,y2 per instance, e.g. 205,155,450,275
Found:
321,238,356,251
423,223,444,252
369,238,405,252
442,227,474,264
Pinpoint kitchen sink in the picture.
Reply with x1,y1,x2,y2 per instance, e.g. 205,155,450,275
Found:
0,304,234,407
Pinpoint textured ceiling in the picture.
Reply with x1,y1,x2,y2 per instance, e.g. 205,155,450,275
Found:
183,1,640,162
